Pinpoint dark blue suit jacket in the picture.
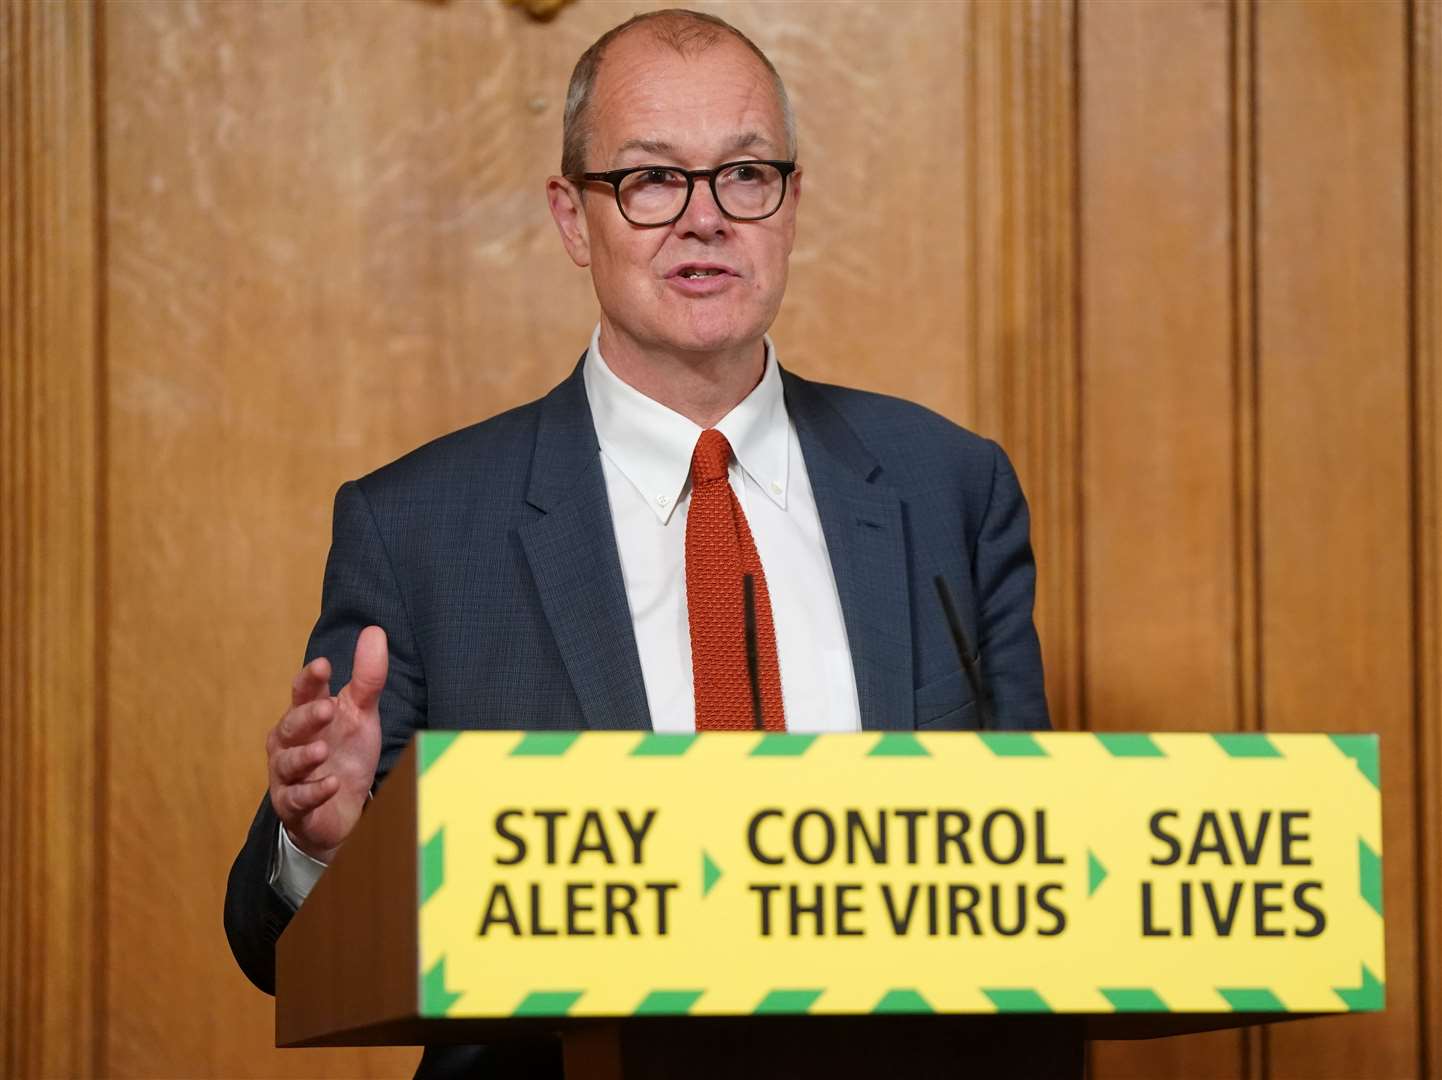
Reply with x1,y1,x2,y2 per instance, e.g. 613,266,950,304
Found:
224,360,1049,1015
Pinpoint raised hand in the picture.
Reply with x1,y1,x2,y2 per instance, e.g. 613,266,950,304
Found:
266,625,387,863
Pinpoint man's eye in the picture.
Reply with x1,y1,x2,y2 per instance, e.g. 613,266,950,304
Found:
637,168,679,186
730,165,761,182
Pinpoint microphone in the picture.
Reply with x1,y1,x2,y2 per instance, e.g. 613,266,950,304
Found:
934,575,993,730
743,574,764,730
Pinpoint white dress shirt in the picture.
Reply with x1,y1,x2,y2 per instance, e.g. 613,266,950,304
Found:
584,328,860,734
274,331,860,905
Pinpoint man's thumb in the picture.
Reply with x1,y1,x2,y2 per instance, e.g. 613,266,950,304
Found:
348,625,389,712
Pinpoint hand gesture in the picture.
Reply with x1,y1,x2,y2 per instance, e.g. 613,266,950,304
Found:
266,626,387,863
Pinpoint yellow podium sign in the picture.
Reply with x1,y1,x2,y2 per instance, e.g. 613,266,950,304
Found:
413,731,1383,1019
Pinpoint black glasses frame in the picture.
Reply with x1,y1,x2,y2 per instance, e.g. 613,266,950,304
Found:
566,159,798,227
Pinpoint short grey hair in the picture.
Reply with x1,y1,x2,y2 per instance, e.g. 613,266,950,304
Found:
561,9,797,177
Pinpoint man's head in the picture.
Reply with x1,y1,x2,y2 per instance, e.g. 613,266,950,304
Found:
560,10,797,179
547,10,801,378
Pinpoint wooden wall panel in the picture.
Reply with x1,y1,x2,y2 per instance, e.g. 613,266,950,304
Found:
968,0,1082,731
1079,1,1247,1074
101,0,589,1072
98,1,1066,1075
6,0,1430,1074
0,1,103,1077
1256,1,1418,1076
1413,0,1442,1072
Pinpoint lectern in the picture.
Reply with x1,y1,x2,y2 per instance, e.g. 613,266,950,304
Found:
276,731,1384,1077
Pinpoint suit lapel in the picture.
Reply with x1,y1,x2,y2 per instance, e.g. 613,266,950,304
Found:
783,372,915,731
518,366,651,731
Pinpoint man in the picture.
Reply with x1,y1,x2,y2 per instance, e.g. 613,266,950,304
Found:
226,9,1053,1077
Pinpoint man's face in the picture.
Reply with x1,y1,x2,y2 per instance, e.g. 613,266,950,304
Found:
551,34,799,365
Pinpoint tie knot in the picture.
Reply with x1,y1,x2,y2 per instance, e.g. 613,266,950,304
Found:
691,428,732,484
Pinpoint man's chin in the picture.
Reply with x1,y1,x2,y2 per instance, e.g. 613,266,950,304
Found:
660,313,769,360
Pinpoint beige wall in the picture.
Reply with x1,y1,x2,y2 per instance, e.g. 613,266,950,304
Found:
4,0,1440,1076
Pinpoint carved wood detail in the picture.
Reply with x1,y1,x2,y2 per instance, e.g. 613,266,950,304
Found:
0,0,103,1075
969,0,1082,731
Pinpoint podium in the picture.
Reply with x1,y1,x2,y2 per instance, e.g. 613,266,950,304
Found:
276,731,1384,1076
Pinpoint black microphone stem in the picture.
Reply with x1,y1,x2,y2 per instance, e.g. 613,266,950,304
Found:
743,574,764,730
934,575,992,730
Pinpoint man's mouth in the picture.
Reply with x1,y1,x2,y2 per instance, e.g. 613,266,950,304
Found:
669,263,735,281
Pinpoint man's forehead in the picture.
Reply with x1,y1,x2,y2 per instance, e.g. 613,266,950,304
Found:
589,34,785,162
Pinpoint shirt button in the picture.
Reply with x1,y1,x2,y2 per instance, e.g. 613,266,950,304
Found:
657,494,670,507
770,481,783,495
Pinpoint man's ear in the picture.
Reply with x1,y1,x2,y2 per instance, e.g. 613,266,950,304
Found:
547,177,592,268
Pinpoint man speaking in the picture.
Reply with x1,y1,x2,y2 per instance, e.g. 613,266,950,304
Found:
226,8,1052,1076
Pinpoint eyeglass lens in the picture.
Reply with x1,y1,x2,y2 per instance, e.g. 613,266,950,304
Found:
617,163,786,225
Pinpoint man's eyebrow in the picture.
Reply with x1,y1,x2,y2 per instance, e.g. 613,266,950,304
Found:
615,138,676,159
727,131,776,154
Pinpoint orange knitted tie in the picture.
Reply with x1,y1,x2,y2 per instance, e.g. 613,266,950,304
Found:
686,429,786,731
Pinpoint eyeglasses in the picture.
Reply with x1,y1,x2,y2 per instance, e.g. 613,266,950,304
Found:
567,159,797,227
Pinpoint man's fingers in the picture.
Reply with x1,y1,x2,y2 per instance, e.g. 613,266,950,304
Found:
281,774,339,817
275,697,334,746
272,741,328,785
347,625,389,713
291,657,332,707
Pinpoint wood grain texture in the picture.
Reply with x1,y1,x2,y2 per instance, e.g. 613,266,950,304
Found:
1232,5,1264,1078
98,1,1049,1075
1413,0,1442,1071
969,0,1082,732
0,1,103,1077
1256,0,1418,1076
1079,0,1246,1072
70,0,1438,1075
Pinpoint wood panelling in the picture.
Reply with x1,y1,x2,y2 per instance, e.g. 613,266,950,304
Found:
968,0,1082,731
1413,0,1442,1072
97,1,1063,1075
1256,1,1417,1075
0,1,103,1077
1079,0,1248,1074
7,0,1438,1076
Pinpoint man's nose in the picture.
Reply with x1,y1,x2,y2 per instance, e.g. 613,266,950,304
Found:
673,178,729,240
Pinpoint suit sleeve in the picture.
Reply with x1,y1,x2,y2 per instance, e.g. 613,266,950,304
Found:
973,443,1050,730
223,480,428,995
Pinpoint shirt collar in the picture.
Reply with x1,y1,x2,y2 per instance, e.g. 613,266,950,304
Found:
582,326,791,525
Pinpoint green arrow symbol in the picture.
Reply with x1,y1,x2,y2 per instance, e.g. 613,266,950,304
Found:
702,850,723,897
1088,850,1108,897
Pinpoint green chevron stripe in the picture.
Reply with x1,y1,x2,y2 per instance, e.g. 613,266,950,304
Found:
421,957,462,1016
979,733,1048,757
873,989,934,1014
1088,850,1108,897
1101,988,1169,1012
634,989,705,1015
1212,733,1282,758
1095,732,1165,757
513,990,584,1016
754,989,823,1014
1333,965,1385,1011
1329,734,1380,789
1359,838,1383,915
869,733,930,757
510,732,580,757
750,733,818,756
419,731,460,774
983,988,1050,1012
631,733,696,756
1217,988,1286,1012
420,827,445,906
702,851,723,896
